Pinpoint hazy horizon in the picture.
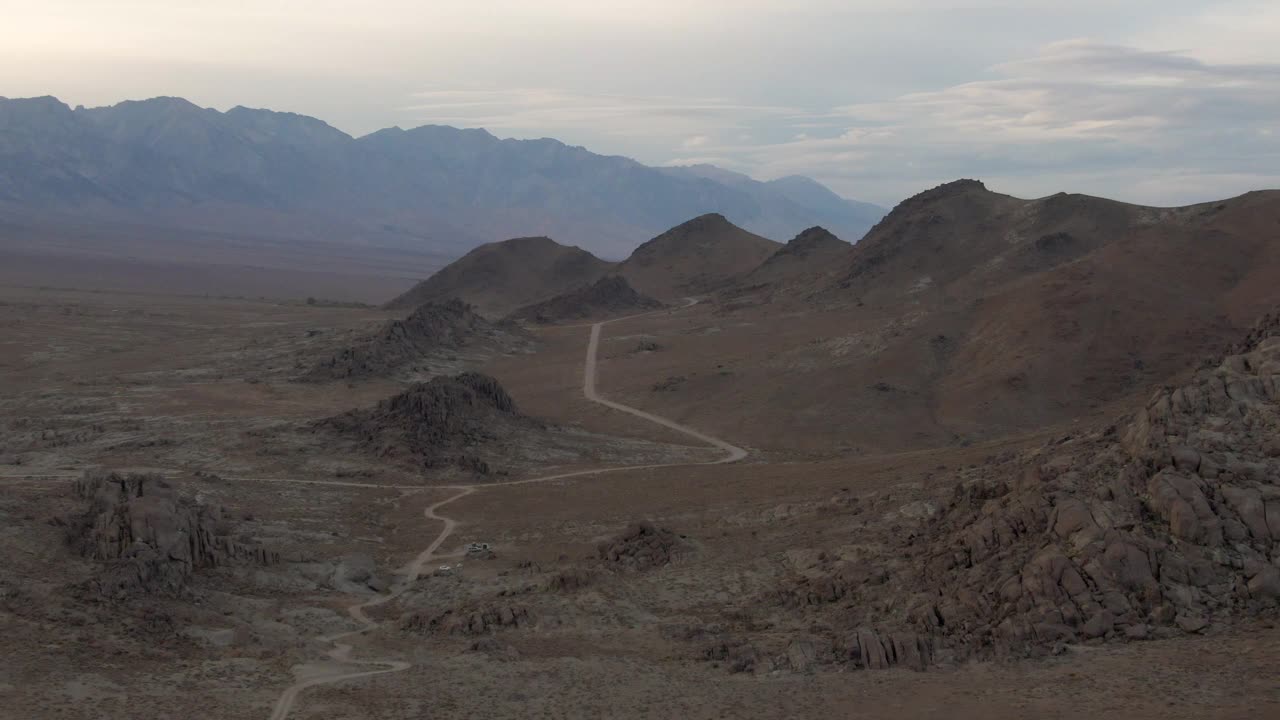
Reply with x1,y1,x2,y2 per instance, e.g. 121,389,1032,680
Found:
3,1,1278,207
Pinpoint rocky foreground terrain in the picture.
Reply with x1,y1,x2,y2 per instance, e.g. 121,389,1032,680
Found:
344,310,1278,684
764,311,1280,668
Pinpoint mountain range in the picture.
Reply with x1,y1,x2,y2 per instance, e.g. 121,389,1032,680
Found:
0,96,884,282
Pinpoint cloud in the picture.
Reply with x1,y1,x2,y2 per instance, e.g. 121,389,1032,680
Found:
5,1,1280,208
717,40,1280,205
400,87,801,150
1131,2,1280,64
395,34,1280,207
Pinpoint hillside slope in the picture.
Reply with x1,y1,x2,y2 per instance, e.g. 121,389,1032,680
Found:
385,236,615,317
591,181,1280,455
618,214,783,299
823,180,1280,438
737,226,851,289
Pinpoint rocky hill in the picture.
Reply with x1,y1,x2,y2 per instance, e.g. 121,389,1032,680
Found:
508,276,663,324
736,226,850,289
65,471,278,598
385,236,615,317
831,180,1280,438
618,214,783,299
772,310,1280,667
302,299,526,381
316,372,541,477
661,180,1280,455
606,181,1280,456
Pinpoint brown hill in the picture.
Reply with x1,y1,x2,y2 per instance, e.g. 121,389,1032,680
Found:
316,372,538,477
618,213,782,299
508,275,664,324
772,309,1280,666
736,225,850,290
590,181,1280,456
301,299,527,382
385,236,615,317
825,179,1280,440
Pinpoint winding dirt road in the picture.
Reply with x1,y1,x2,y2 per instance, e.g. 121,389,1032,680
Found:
267,302,747,719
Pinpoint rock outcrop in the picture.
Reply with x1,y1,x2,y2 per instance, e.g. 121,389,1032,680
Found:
508,275,663,324
400,603,533,636
598,522,688,571
302,299,521,381
66,471,277,597
774,311,1280,667
317,372,534,474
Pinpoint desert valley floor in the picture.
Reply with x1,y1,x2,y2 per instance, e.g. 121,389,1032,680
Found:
2,278,1278,720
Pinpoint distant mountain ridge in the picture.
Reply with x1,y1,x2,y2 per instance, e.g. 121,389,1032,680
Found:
0,95,885,261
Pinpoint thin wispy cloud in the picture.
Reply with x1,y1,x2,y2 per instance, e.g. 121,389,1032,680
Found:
401,88,801,141
684,40,1280,204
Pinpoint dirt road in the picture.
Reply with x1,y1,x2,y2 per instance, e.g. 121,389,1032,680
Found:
267,303,747,719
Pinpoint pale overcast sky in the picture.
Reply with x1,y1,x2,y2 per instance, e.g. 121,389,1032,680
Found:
2,0,1278,206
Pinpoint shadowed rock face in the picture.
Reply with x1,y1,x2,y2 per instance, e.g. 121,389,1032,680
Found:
67,471,277,598
773,311,1280,669
302,299,520,381
508,275,663,324
318,372,532,474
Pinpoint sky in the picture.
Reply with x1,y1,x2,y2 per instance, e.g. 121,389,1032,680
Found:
2,0,1278,207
